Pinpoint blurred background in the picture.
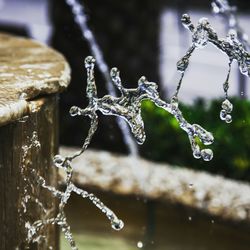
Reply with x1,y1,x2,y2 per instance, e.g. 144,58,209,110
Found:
1,0,250,249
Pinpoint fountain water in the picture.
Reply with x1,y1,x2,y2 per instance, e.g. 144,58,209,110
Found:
175,13,250,123
23,2,250,249
65,0,138,156
211,0,250,50
26,135,124,249
212,0,250,99
70,56,214,162
27,52,215,249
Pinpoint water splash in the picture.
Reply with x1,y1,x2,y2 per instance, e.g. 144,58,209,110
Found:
177,14,250,123
212,0,249,99
22,9,250,249
25,54,215,249
70,56,214,161
19,131,51,247
27,154,124,250
211,0,250,50
65,0,138,156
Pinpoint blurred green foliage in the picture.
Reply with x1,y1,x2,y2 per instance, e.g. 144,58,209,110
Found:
140,97,250,181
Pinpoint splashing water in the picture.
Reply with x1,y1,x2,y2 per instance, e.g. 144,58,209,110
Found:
212,0,249,100
65,0,138,156
23,10,250,249
27,142,123,249
19,131,52,247
27,53,215,248
177,14,250,123
27,154,124,250
70,56,214,161
211,0,250,50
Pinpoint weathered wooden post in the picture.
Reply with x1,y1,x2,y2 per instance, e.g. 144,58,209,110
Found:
0,33,70,249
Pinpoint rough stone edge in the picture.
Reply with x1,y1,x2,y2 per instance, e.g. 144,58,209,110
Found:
0,33,71,127
59,146,250,224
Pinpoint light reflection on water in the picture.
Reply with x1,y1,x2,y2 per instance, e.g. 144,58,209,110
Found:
61,190,250,250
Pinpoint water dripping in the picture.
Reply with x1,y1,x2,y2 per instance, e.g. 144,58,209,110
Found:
19,130,49,245
137,241,144,248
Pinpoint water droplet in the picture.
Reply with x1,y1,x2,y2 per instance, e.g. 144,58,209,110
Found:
18,116,29,123
110,67,119,78
225,114,232,123
53,155,65,168
181,14,194,31
193,149,201,159
69,106,81,116
137,241,143,248
84,56,95,68
221,99,233,113
193,19,209,48
220,97,233,124
201,149,213,161
111,219,124,231
220,109,227,120
177,58,189,73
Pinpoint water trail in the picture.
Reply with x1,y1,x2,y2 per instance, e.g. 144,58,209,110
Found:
65,0,138,156
176,14,250,123
19,131,54,248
